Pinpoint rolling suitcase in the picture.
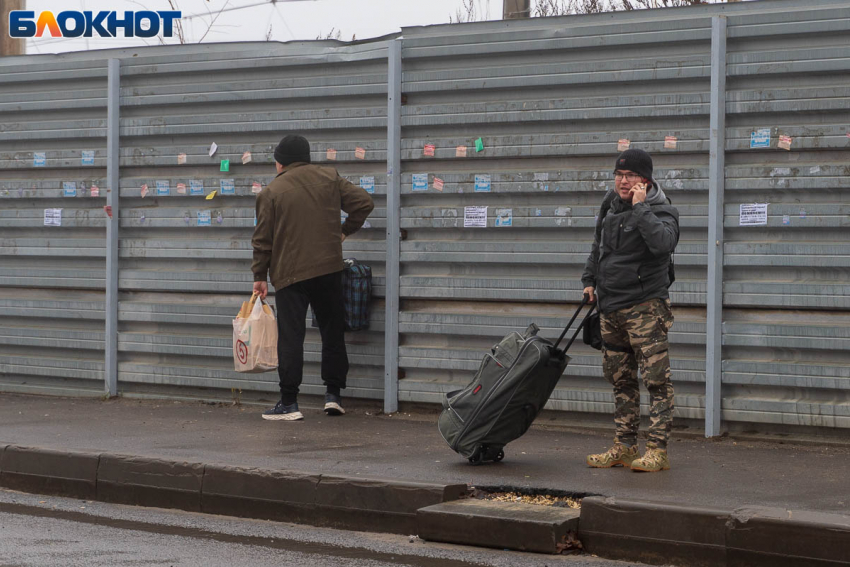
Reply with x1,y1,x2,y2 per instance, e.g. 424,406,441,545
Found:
438,297,596,465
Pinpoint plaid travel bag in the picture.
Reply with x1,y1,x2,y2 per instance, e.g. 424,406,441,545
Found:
312,258,372,331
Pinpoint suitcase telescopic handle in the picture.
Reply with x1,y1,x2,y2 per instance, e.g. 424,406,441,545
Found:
553,294,597,353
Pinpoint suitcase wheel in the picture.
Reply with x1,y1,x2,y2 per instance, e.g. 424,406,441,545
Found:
468,447,485,466
468,446,505,465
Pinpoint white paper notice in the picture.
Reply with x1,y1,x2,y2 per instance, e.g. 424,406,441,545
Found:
209,143,218,157
739,203,768,226
464,206,488,228
44,208,62,227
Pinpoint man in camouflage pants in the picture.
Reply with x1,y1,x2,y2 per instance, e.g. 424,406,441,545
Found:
581,149,679,472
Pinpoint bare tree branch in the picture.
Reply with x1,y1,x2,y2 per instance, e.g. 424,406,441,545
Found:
198,0,230,44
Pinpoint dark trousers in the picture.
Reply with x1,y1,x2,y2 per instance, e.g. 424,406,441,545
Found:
275,271,349,403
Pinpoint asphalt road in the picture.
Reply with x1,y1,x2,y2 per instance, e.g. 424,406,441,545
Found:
0,489,642,567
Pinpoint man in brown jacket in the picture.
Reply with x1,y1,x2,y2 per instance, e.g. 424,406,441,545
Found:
252,134,374,421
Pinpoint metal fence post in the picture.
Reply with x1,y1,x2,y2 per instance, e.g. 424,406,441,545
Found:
705,16,727,437
384,39,402,414
105,58,120,397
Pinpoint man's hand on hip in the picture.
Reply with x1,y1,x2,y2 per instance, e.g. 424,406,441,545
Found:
341,233,347,243
253,281,268,299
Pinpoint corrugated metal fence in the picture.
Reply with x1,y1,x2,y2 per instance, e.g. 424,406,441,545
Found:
1,0,848,434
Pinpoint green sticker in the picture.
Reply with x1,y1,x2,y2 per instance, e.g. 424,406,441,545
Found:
474,138,484,152
220,159,230,172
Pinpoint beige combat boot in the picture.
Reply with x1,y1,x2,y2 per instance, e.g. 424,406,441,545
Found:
630,442,670,472
586,442,639,468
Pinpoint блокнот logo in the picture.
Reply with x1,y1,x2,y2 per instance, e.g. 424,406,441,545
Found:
9,11,182,38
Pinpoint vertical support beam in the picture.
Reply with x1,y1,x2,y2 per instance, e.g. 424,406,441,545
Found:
383,40,402,414
705,17,727,437
105,59,121,397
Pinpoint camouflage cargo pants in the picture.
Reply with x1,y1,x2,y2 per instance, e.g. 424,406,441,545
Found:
601,298,674,449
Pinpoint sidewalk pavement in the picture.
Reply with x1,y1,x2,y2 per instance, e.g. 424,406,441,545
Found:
2,393,848,516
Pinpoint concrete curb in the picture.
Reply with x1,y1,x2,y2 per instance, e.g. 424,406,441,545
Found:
2,445,849,564
580,496,850,567
0,445,466,535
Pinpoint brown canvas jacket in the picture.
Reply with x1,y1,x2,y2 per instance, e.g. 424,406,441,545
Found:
252,162,374,289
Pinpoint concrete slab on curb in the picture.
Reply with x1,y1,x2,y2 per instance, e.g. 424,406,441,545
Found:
97,454,204,512
0,445,99,500
417,499,581,554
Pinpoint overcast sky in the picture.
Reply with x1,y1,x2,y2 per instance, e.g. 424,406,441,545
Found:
24,0,499,54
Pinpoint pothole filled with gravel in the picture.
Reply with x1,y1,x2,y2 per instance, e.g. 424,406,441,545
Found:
469,486,591,509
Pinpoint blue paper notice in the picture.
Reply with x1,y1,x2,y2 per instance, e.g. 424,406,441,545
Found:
412,173,428,191
360,176,375,194
63,181,77,197
189,180,204,196
197,211,211,226
219,179,235,195
750,128,771,149
156,180,170,196
34,152,46,167
495,208,513,227
81,150,95,166
474,174,491,192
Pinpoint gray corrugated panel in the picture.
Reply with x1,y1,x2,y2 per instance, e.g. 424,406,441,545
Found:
0,268,104,289
398,134,711,161
723,361,850,390
399,241,705,266
0,209,107,229
116,147,390,168
724,322,850,351
117,363,383,397
397,310,704,344
402,21,714,59
0,327,104,350
0,356,103,381
0,298,104,319
723,243,850,267
117,334,383,372
400,276,703,304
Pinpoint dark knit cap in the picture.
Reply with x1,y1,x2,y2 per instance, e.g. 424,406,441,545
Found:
614,148,653,180
274,134,311,166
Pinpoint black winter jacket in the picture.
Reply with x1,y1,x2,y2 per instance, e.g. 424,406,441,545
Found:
581,182,679,314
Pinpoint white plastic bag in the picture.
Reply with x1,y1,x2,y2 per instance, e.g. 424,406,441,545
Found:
233,293,278,373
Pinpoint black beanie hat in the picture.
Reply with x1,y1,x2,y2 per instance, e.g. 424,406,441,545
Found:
614,148,653,180
274,134,311,166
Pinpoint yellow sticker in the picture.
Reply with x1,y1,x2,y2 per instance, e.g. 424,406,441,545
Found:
206,191,217,200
